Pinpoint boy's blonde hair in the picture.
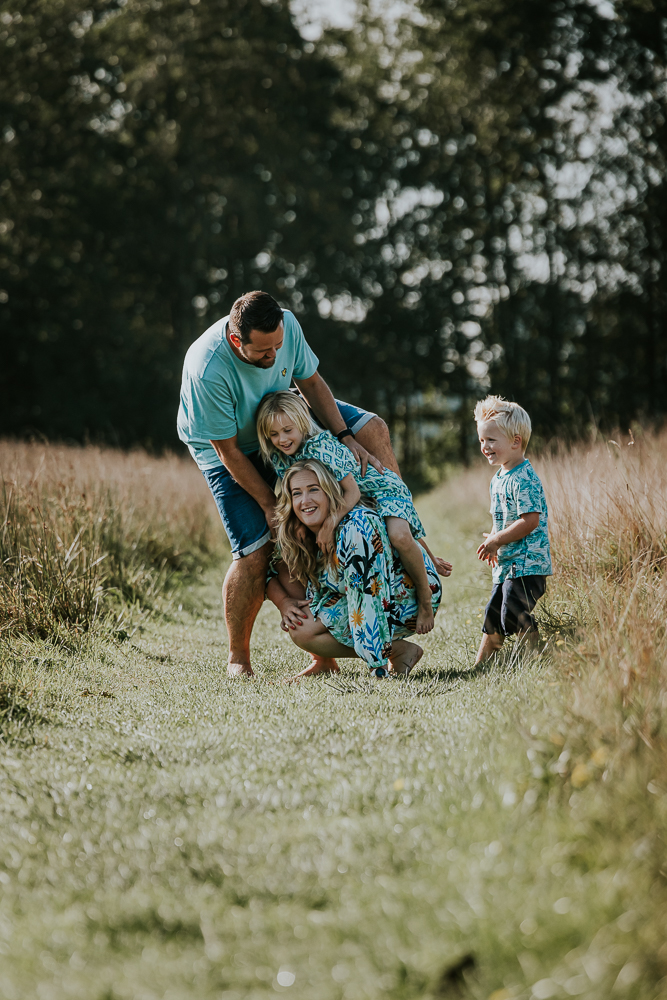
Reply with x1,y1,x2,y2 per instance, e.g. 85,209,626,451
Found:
474,395,532,449
256,390,318,463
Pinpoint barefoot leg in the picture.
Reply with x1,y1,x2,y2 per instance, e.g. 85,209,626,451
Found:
388,639,423,676
223,544,271,677
475,631,504,665
287,608,356,681
386,518,434,635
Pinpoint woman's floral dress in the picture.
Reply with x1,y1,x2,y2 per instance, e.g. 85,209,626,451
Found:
307,505,442,676
271,430,425,539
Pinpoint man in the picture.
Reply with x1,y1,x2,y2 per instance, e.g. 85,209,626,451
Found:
177,290,399,677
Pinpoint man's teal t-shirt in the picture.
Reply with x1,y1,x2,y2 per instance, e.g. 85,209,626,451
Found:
176,310,319,471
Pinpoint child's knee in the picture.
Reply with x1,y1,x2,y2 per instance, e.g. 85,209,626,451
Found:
386,517,412,546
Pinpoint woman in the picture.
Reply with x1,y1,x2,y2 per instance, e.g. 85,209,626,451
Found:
267,459,444,680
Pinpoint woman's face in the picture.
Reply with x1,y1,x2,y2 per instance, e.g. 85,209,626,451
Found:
289,470,330,531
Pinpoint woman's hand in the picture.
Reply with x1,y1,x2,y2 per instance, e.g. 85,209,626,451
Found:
316,516,337,555
278,597,311,632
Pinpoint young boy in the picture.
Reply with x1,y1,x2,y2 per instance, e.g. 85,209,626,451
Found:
473,395,552,664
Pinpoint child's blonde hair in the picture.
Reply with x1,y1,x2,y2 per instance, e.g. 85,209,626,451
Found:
474,395,532,449
256,390,318,463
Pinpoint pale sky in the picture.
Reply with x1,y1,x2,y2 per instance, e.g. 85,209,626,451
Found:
289,0,357,39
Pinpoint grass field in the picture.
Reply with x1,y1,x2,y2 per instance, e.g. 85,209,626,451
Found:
1,435,666,1000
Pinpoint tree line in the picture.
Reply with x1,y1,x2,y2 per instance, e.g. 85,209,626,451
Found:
1,0,665,481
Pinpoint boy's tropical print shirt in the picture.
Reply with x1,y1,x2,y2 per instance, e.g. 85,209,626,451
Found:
307,506,441,670
489,459,552,584
271,430,425,538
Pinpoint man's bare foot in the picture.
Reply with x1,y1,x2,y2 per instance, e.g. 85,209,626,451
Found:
433,556,453,577
227,661,254,678
286,656,340,683
388,640,423,676
415,605,435,635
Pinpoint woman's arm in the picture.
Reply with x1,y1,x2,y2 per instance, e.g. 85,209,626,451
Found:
266,577,311,631
316,473,360,554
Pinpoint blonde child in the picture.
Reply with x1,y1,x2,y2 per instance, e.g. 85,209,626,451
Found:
257,390,451,634
474,395,552,664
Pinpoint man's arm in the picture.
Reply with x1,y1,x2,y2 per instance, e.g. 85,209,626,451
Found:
294,371,383,475
210,436,277,524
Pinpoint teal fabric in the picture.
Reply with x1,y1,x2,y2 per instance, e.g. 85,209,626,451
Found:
489,459,552,584
177,310,319,470
271,430,426,539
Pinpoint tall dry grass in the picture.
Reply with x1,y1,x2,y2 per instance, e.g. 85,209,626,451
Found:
536,429,667,746
432,429,667,758
0,440,225,639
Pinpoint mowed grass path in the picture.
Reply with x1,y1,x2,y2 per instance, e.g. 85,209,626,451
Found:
0,482,652,1000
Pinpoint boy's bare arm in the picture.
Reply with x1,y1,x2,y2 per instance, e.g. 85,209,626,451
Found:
477,512,540,565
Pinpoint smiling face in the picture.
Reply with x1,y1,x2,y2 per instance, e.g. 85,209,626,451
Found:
289,469,330,532
229,322,284,369
269,412,304,456
477,419,523,469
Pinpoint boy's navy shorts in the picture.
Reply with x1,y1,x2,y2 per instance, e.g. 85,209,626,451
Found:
482,575,547,636
202,399,376,560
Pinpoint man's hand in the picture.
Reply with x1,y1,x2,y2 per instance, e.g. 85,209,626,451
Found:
294,372,385,477
278,598,311,632
343,436,384,477
477,533,500,566
316,516,337,555
262,501,278,537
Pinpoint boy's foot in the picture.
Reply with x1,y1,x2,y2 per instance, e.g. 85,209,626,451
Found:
415,604,435,635
433,556,453,577
388,640,423,676
285,656,340,683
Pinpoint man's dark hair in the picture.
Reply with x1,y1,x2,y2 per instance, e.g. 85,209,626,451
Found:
229,290,283,344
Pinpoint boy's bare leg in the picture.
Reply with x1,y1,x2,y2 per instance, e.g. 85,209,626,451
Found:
223,544,271,677
355,416,401,476
386,517,434,634
517,628,541,653
475,631,504,665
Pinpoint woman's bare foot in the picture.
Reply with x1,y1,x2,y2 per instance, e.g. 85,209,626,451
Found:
285,656,340,683
433,556,453,577
415,604,435,635
388,640,423,676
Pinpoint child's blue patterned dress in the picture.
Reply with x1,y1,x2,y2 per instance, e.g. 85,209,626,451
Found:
271,430,425,539
307,506,441,674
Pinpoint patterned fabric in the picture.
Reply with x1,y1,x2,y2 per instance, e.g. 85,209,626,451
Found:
271,430,425,539
307,506,442,672
489,459,552,584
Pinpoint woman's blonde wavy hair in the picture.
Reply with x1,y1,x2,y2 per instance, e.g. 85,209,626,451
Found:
275,459,345,587
256,391,318,464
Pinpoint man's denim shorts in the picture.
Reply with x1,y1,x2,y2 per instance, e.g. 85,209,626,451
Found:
202,399,376,560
